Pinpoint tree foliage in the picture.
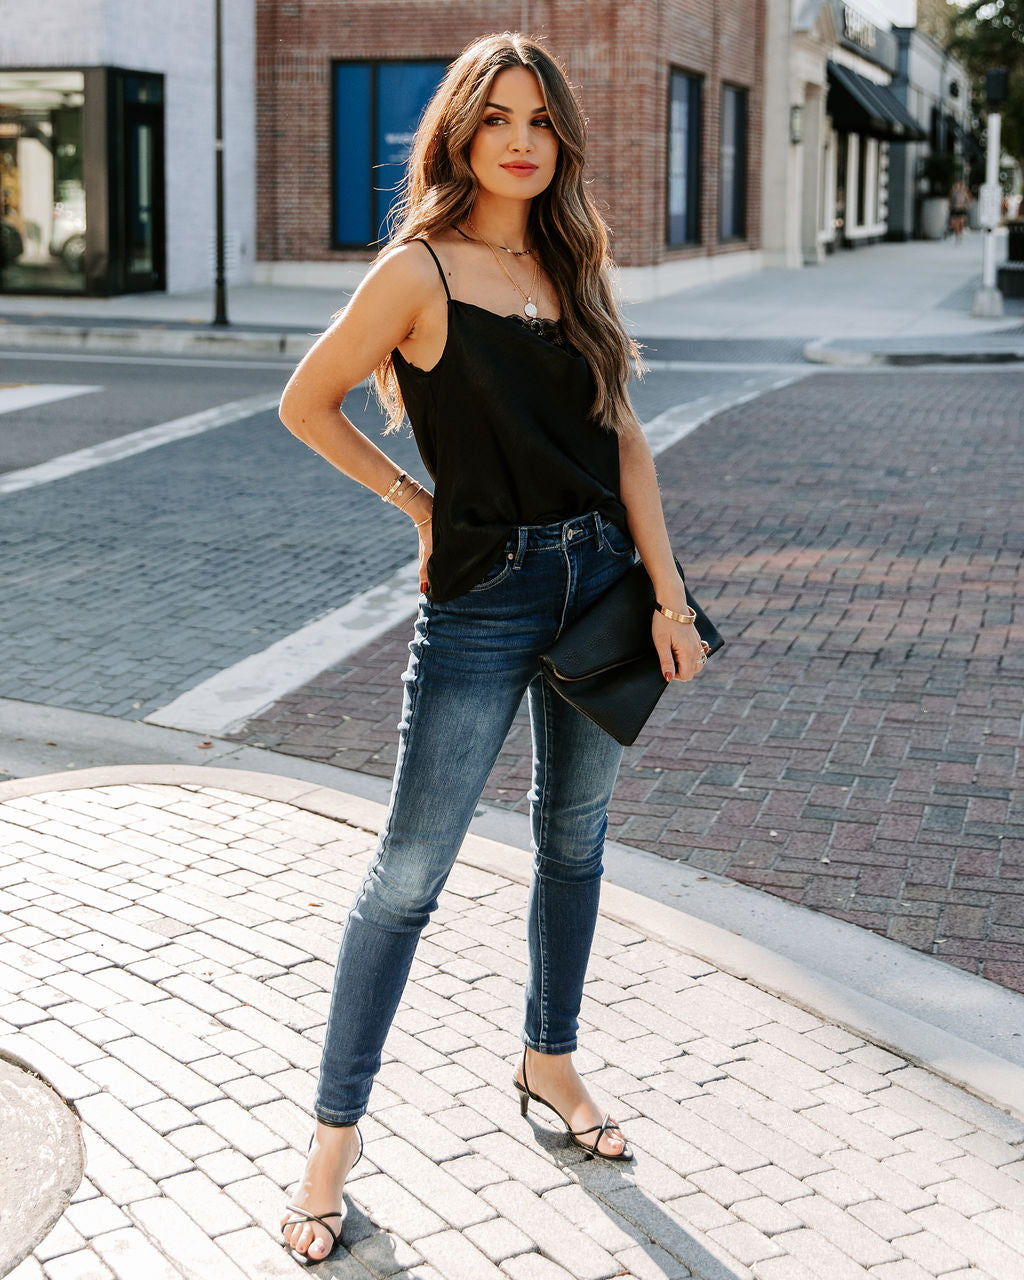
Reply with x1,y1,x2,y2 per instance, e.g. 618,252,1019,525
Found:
949,0,1024,167
917,0,955,43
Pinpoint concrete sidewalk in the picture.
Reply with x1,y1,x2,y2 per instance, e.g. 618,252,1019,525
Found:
2,766,1024,1280
0,234,1020,363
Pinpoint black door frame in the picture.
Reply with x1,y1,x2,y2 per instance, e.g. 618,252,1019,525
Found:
105,68,166,294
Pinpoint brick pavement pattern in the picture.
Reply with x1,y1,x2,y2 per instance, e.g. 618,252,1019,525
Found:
230,370,1024,993
2,782,1024,1280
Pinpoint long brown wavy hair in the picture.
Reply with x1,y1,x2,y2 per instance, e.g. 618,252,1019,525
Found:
373,31,644,435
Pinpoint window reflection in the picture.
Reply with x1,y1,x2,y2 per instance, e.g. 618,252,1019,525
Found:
0,71,86,293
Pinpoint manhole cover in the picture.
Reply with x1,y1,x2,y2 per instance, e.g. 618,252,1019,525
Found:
0,1052,85,1277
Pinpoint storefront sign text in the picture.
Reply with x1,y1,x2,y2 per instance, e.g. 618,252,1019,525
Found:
843,4,877,50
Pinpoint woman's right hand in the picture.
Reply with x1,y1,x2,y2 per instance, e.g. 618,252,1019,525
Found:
417,518,433,594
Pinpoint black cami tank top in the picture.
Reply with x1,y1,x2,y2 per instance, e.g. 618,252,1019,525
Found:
392,240,628,603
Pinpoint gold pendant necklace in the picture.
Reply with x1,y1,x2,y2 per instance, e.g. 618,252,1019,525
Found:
468,219,541,318
455,224,531,256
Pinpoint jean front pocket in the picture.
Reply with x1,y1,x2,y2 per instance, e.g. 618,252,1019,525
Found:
469,549,515,592
600,517,636,559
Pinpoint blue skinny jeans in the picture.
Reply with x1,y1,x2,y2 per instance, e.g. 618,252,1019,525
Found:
314,510,635,1125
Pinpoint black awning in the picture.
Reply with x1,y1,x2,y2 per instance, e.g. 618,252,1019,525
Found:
827,62,927,143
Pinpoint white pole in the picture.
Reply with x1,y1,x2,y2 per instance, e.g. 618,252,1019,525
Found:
981,112,1001,291
972,111,1003,317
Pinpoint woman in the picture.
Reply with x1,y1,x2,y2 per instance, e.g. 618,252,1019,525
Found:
278,31,707,1265
949,178,971,243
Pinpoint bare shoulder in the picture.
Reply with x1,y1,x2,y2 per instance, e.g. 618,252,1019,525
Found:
366,239,445,302
331,239,448,352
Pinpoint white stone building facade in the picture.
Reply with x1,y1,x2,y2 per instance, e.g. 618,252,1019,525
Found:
0,0,254,296
762,0,930,269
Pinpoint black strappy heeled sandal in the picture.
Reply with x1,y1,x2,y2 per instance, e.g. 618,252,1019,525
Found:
513,1047,633,1162
282,1124,363,1266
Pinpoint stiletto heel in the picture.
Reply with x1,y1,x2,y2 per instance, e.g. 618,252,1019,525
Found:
512,1047,633,1162
282,1123,363,1266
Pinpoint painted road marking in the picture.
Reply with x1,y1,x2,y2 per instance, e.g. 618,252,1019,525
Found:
0,394,279,495
0,349,298,371
641,371,807,454
148,559,423,735
0,383,101,415
147,370,812,737
643,359,806,371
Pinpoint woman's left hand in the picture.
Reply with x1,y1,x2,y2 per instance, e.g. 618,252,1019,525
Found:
652,608,710,682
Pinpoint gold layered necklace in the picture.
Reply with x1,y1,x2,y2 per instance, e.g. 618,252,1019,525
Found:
465,219,541,318
455,223,532,256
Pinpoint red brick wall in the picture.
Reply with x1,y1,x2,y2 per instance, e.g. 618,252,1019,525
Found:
255,0,764,268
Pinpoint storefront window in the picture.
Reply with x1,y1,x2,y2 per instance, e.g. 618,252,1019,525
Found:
333,61,446,248
0,71,86,293
857,134,868,226
720,85,748,241
667,69,701,246
835,132,849,235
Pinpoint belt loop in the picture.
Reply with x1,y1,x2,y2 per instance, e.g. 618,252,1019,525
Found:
594,511,606,551
513,526,526,569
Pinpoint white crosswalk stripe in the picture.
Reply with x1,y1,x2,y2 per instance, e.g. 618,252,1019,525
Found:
0,394,277,494
0,383,100,416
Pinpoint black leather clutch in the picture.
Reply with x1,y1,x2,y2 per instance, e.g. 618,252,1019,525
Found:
538,560,724,746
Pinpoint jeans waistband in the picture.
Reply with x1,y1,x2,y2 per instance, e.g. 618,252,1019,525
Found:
509,510,604,557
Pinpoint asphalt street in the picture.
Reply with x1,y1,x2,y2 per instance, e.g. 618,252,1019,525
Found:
0,349,787,719
0,350,292,472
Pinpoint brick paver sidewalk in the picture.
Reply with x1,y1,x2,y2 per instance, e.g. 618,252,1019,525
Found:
231,369,1024,995
2,778,1024,1280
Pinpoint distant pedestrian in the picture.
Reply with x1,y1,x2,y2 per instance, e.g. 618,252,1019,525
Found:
950,179,971,242
276,30,708,1266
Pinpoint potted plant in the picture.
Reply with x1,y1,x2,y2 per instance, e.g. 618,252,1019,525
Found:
919,152,956,239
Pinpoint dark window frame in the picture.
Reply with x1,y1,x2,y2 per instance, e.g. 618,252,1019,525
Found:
719,83,749,243
666,66,702,247
330,57,448,251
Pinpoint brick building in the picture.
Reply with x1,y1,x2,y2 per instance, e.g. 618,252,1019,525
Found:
255,0,766,299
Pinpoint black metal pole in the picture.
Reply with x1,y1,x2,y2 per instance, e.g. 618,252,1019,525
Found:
213,0,228,325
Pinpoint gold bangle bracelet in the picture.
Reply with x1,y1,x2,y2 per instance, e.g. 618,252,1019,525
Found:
394,482,423,512
381,471,407,503
655,602,697,625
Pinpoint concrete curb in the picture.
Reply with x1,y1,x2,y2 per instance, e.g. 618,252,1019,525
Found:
802,339,877,368
4,763,1024,1127
6,321,1022,367
803,337,1024,367
0,322,317,358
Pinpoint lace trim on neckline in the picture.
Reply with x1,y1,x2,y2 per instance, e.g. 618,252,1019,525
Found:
506,313,569,350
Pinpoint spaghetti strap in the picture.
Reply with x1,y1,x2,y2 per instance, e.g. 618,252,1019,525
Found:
416,240,451,301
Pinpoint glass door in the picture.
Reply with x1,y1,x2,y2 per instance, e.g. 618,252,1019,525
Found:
126,112,156,278
117,76,164,291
